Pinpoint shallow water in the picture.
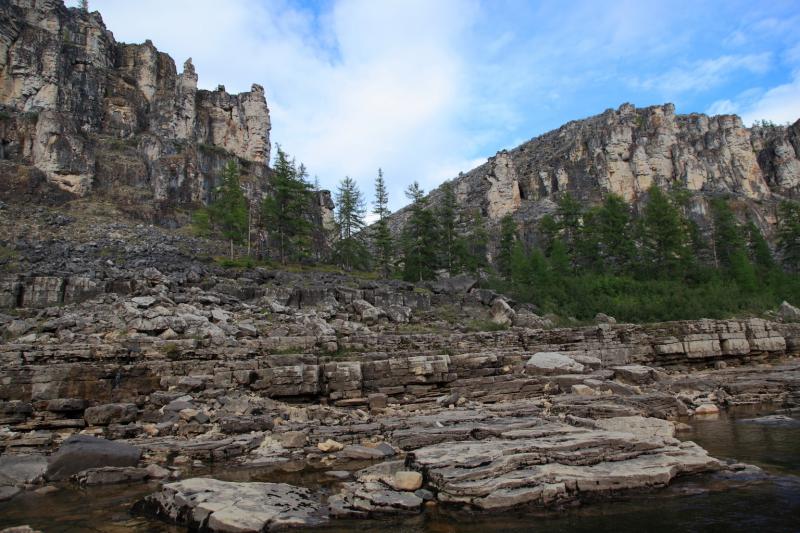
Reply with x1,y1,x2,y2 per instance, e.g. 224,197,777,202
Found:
1,405,798,533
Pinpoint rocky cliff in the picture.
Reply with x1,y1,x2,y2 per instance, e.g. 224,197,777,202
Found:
0,0,273,220
389,103,800,244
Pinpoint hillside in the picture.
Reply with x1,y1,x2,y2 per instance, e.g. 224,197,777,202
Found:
388,103,800,245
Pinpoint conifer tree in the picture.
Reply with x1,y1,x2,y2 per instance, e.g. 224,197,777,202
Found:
594,193,635,274
333,176,370,271
497,214,517,276
371,169,393,278
638,186,693,278
401,182,440,281
556,192,583,269
437,182,459,274
746,221,775,271
710,198,747,270
777,200,800,272
454,208,489,274
207,160,248,259
261,147,313,264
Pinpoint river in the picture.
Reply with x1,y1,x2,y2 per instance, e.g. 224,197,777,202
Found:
1,405,798,532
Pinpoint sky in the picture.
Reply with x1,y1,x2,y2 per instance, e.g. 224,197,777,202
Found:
71,0,800,212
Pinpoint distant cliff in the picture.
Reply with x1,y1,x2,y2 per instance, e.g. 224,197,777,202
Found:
0,0,278,221
388,103,800,247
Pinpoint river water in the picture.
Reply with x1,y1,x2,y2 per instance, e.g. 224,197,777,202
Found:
1,405,798,532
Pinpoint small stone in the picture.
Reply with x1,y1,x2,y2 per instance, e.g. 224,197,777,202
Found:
132,296,157,308
317,439,345,453
145,464,171,479
694,404,720,415
324,470,352,480
391,471,423,491
279,431,307,449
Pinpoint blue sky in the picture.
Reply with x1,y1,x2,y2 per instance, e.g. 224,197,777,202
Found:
73,0,800,211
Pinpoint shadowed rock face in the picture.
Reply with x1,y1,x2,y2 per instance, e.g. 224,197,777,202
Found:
0,0,271,209
387,103,800,246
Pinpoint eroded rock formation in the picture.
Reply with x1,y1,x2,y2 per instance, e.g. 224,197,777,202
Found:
0,0,272,218
388,103,800,243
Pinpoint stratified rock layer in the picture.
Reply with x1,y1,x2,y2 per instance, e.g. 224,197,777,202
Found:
138,478,322,532
0,0,271,215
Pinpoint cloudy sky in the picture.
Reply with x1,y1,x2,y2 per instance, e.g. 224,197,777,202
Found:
71,0,800,211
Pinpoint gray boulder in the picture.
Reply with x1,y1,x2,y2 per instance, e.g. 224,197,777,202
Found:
45,435,141,481
525,352,585,375
778,301,800,321
84,403,138,426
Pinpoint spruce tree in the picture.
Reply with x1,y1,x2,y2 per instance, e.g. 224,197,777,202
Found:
777,200,800,272
556,192,583,269
497,214,517,276
207,160,248,258
333,176,370,271
710,198,747,270
401,182,440,282
594,194,635,274
746,221,775,271
638,186,693,278
371,169,393,278
455,208,489,274
261,147,313,264
437,182,459,274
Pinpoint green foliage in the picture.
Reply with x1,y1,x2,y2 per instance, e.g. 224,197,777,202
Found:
192,161,248,256
261,146,314,264
401,182,440,281
454,208,489,274
333,176,371,271
777,200,800,272
638,186,693,278
372,169,393,278
437,182,459,275
497,214,517,276
490,187,800,323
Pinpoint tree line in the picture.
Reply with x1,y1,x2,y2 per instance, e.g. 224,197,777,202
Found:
194,156,800,322
493,187,800,322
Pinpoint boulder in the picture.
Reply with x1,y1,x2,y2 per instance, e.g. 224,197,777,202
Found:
317,439,345,453
45,435,141,481
72,466,149,486
0,455,48,487
613,365,659,385
490,298,516,326
595,313,617,324
84,403,138,426
390,471,423,491
778,301,800,321
525,352,585,375
695,404,720,415
279,431,308,449
136,478,323,531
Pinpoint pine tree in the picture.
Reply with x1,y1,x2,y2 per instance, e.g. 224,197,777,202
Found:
638,186,693,278
79,0,89,11
497,214,517,276
710,198,747,270
333,176,370,271
746,221,775,271
207,160,248,258
536,214,560,255
777,200,800,272
261,147,313,264
372,169,393,278
401,182,440,282
454,208,489,274
556,192,583,269
594,194,635,274
437,182,459,274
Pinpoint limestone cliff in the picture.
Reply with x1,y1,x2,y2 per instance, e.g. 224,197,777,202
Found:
0,0,273,220
388,103,800,245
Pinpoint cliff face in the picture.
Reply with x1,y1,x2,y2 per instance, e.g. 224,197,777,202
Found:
0,0,272,218
389,103,800,242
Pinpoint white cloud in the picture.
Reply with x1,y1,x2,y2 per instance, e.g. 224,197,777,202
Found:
740,73,800,125
74,0,483,212
706,99,738,115
633,53,772,94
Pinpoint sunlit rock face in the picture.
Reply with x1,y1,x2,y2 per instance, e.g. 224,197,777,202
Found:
0,0,271,209
387,102,800,246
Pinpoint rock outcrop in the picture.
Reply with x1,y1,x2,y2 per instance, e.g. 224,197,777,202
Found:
0,0,272,219
387,103,800,247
